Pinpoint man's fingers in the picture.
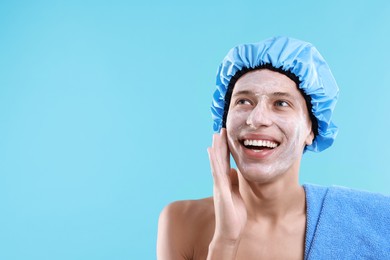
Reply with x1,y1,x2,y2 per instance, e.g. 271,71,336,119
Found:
207,147,218,179
211,128,228,157
207,146,229,189
208,129,231,191
209,129,230,172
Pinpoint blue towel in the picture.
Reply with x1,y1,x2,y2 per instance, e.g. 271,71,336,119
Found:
304,184,390,259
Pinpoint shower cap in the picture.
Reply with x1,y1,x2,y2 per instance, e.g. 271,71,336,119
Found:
211,36,339,152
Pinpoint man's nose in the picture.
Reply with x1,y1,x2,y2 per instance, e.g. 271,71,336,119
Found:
246,102,273,128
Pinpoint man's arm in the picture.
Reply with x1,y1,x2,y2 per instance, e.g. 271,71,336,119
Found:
206,129,247,260
157,129,247,260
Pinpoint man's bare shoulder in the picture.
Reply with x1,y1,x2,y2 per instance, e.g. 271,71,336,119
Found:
163,197,214,213
157,197,215,259
159,196,215,230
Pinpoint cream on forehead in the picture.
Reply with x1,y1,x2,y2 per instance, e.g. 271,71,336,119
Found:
232,70,300,98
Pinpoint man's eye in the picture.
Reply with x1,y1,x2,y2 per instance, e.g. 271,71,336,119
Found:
275,100,289,107
237,99,251,105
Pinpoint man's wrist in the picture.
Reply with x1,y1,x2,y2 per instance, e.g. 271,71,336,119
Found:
207,237,241,260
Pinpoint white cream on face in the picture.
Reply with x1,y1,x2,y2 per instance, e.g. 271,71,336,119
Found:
226,69,313,183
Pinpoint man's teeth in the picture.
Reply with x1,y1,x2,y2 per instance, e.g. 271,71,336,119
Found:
243,139,278,148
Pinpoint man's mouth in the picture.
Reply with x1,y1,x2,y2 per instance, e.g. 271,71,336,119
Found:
242,139,279,151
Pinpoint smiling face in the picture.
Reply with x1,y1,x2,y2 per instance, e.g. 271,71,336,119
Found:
226,69,314,183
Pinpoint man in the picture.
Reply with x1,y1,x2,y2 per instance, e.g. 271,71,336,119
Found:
157,36,390,259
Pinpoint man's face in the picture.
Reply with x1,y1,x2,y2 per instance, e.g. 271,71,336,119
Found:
226,69,314,183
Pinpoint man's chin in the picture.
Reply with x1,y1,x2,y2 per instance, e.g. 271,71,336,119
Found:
236,165,286,183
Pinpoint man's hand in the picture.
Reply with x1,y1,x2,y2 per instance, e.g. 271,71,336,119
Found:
207,129,247,259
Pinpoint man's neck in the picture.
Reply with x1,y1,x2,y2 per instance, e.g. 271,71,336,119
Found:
238,170,306,223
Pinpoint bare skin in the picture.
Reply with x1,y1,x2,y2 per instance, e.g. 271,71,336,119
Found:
157,69,314,260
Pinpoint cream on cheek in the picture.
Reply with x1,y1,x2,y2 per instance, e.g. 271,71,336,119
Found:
274,110,309,160
226,109,247,157
227,107,309,179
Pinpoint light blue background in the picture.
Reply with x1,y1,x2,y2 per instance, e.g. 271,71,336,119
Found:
1,1,389,259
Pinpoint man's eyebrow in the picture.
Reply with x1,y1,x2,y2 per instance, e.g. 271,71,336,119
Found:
272,92,294,98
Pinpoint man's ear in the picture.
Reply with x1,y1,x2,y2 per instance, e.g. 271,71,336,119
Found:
305,130,315,146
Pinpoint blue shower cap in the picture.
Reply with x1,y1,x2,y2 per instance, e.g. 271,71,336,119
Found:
211,36,339,152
